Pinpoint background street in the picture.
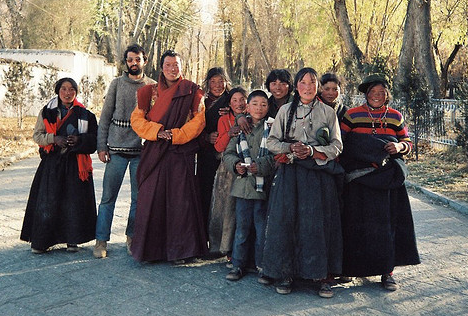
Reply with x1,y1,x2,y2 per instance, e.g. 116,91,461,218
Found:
1,155,467,316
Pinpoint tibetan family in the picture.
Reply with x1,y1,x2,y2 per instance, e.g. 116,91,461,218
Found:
20,44,420,298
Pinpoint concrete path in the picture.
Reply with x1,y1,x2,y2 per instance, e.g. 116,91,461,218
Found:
0,155,467,316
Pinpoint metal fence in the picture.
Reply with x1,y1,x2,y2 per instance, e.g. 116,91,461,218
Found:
349,96,463,149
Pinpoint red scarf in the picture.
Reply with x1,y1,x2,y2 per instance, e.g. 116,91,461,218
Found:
40,98,93,181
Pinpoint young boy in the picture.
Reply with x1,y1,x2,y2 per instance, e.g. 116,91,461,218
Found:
222,90,275,283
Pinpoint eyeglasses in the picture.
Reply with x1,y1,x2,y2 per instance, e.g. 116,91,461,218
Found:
126,57,142,63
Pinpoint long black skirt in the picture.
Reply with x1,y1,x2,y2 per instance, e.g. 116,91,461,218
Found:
262,163,343,280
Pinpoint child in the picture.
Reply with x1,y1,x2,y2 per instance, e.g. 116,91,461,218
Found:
222,90,275,283
209,87,247,260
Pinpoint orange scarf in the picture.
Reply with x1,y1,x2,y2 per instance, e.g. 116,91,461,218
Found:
40,98,93,181
147,75,182,122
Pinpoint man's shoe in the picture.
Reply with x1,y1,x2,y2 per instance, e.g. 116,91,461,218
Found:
93,240,107,258
381,274,399,291
126,236,132,256
318,282,334,298
226,267,244,281
66,244,79,252
275,277,293,294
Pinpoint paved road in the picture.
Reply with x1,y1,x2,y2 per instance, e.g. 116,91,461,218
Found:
1,155,467,316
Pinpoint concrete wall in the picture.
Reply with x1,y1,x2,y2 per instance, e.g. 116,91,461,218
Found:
0,49,117,117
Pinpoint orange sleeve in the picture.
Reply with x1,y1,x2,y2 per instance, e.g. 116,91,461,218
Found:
171,90,206,145
130,106,163,141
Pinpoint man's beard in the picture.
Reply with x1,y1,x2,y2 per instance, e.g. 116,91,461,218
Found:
127,65,143,76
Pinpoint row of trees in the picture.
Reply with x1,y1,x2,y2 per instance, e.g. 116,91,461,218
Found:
1,0,467,98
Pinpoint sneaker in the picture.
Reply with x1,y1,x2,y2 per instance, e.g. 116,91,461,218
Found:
275,277,293,294
66,244,79,252
257,273,273,285
126,236,132,256
318,282,334,298
226,267,244,281
381,274,399,291
93,240,107,258
31,248,46,254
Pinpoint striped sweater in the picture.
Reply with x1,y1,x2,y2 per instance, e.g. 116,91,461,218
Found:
340,104,412,154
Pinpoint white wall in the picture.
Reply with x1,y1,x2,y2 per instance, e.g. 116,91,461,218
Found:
0,49,117,117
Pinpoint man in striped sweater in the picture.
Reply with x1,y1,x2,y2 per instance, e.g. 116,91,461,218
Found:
93,44,156,258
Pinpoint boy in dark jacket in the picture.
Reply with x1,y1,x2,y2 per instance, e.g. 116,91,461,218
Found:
222,90,275,283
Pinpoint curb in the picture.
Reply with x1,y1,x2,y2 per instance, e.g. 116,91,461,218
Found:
405,180,468,216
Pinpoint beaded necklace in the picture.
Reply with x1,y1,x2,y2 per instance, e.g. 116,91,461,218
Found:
365,103,388,134
292,99,317,141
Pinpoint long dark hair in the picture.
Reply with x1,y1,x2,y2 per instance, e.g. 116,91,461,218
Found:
202,67,232,93
285,68,319,140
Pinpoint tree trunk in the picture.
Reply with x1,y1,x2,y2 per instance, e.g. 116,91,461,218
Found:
436,43,462,98
395,0,441,98
241,0,271,72
224,21,234,81
5,0,23,48
334,0,364,72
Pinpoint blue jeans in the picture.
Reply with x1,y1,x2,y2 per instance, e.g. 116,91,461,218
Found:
95,153,140,241
231,198,267,269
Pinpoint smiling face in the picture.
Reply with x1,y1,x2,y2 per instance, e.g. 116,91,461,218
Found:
247,96,269,123
162,55,182,84
126,51,146,78
208,75,227,97
229,92,247,115
366,84,387,108
321,81,340,104
269,79,289,100
58,81,77,107
296,72,318,104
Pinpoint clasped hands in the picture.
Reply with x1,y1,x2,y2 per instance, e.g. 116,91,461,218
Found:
158,130,172,141
235,162,258,175
289,141,311,160
54,135,79,148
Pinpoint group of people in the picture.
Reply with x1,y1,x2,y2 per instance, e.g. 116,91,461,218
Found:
20,43,420,299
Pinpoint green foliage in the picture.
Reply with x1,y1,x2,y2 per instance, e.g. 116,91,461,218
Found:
397,68,431,160
454,83,468,158
1,61,34,128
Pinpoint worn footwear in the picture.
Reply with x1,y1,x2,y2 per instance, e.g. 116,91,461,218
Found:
225,256,233,269
93,240,107,258
226,267,244,281
31,248,46,254
257,268,273,285
66,244,79,252
339,276,353,283
381,274,399,291
276,277,293,294
318,282,334,298
126,236,132,255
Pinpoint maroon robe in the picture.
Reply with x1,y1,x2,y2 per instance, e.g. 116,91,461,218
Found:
131,80,208,262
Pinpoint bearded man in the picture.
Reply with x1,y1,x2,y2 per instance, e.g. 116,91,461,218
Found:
93,44,156,258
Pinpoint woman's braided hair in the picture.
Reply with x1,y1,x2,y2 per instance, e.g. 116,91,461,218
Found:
285,67,319,141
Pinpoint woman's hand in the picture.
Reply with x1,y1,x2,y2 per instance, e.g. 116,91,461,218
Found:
218,107,230,116
235,162,247,175
289,142,310,160
208,131,219,144
67,135,79,147
228,126,240,138
157,130,172,141
54,135,67,148
384,142,403,155
238,116,252,134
